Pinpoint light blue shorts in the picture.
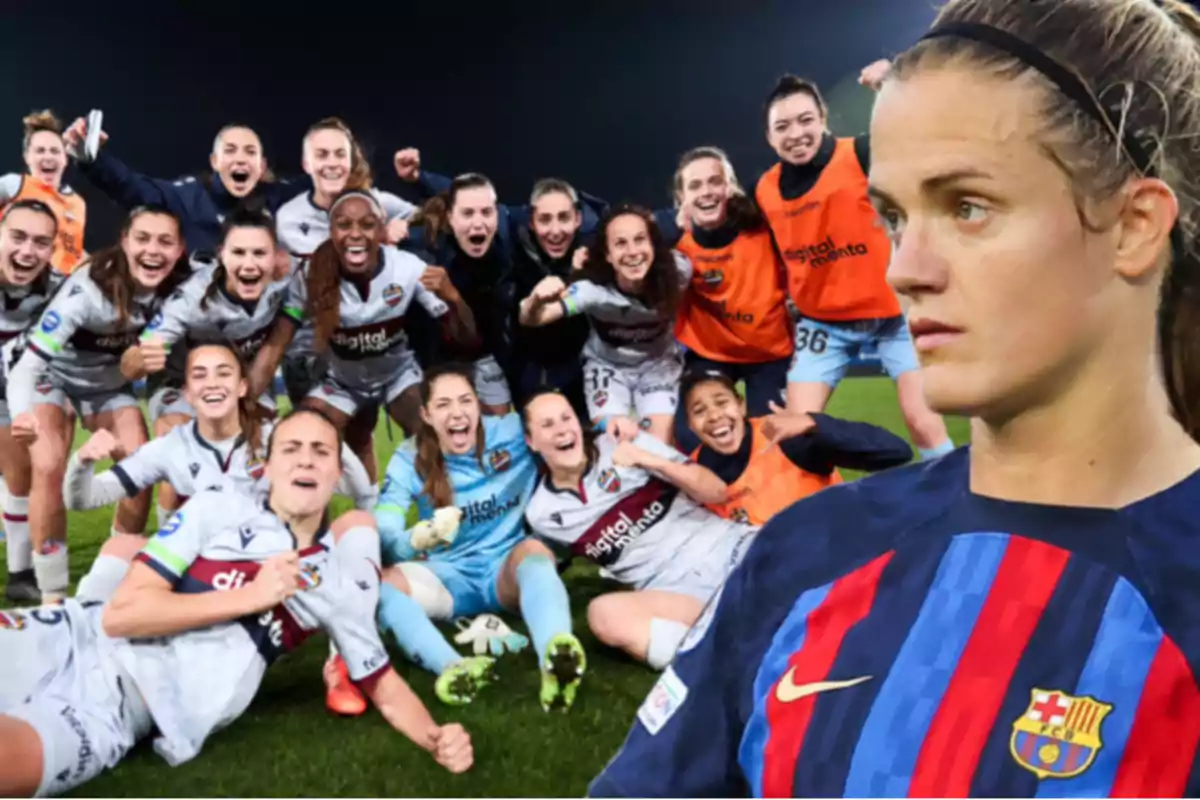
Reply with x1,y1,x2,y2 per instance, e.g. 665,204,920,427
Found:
787,315,919,387
397,552,508,620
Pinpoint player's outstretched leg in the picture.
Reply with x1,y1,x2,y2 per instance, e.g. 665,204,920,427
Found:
500,541,585,712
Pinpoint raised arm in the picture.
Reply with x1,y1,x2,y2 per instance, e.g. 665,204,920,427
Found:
518,275,571,327
64,118,187,214
613,434,728,506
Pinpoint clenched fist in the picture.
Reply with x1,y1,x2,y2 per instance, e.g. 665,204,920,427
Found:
429,723,473,773
247,552,301,612
77,429,122,465
139,335,169,374
394,148,421,182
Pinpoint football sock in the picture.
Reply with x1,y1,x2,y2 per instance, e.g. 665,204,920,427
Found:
377,583,460,676
647,618,690,670
516,554,573,659
4,495,32,572
32,541,70,598
919,440,955,460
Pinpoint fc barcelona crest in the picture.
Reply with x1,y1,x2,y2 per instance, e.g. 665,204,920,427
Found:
598,467,621,493
488,448,512,473
1010,689,1112,780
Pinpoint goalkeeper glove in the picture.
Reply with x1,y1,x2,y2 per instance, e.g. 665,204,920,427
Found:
453,614,530,657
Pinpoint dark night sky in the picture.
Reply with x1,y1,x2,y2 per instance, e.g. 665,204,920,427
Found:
1,1,938,248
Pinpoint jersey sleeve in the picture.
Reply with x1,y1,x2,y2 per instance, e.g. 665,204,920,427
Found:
375,445,419,564
134,492,223,586
633,432,690,465
413,280,449,318
0,173,21,203
320,525,391,686
281,267,308,326
335,443,378,510
672,249,694,288
109,437,174,498
27,275,91,360
142,281,201,348
562,280,607,317
377,190,418,221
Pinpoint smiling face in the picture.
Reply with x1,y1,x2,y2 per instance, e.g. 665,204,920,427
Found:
421,373,481,455
767,91,826,166
604,213,654,287
678,156,731,229
524,392,587,474
685,379,746,454
0,206,55,287
330,196,383,275
303,128,352,199
24,130,66,188
122,212,183,291
220,225,275,301
265,411,342,518
531,190,581,260
184,345,247,426
869,65,1141,420
449,185,498,258
210,126,265,198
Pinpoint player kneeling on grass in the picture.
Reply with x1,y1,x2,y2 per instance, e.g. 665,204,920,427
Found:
0,408,472,798
522,389,752,670
367,363,584,711
682,370,912,526
64,342,376,515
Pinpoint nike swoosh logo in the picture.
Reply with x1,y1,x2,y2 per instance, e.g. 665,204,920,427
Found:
775,669,872,703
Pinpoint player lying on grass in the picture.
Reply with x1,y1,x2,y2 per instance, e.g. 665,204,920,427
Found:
371,363,585,711
681,369,913,525
0,199,62,602
7,205,192,603
591,3,1200,796
0,408,473,798
64,341,376,515
521,389,752,670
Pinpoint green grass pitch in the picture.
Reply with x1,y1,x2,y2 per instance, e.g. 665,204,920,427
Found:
2,377,970,797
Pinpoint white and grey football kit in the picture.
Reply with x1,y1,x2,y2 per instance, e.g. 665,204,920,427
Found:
0,271,61,426
524,432,756,601
7,265,157,419
63,419,377,511
142,263,290,412
276,190,417,402
282,245,448,417
0,490,391,796
563,253,692,420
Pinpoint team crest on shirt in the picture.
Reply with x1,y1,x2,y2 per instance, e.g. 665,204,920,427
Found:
0,610,27,631
488,448,512,473
320,380,337,396
592,390,607,408
701,269,724,287
598,468,621,493
246,456,266,480
297,564,322,591
383,283,405,307
731,507,750,525
160,389,180,406
1010,689,1113,780
35,376,53,394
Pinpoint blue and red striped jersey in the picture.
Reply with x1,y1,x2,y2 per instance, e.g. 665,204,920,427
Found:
589,449,1200,798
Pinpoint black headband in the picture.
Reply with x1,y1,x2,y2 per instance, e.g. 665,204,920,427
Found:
920,22,1156,176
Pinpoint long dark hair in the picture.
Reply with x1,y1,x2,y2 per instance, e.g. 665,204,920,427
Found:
519,387,600,472
185,341,266,457
414,362,486,509
87,206,191,326
409,172,495,249
305,189,384,353
574,204,683,317
201,210,277,311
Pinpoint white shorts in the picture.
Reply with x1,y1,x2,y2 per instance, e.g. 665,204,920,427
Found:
472,355,511,407
148,384,194,422
32,375,138,420
0,600,152,798
583,352,684,421
310,360,423,418
643,526,757,602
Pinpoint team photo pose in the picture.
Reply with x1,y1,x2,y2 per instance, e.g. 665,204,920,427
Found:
681,370,911,525
519,205,691,444
593,1,1200,795
671,146,795,451
0,409,473,798
0,111,87,276
522,389,750,671
0,200,61,602
7,205,190,602
249,190,477,480
373,364,584,711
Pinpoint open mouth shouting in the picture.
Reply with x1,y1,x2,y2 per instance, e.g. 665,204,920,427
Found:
8,253,41,282
342,242,371,269
199,387,230,411
553,431,579,454
134,255,171,285
704,418,739,451
232,267,266,294
461,230,491,256
227,167,254,193
290,475,319,492
542,232,571,254
694,196,721,214
783,135,817,162
445,418,474,451
36,161,60,183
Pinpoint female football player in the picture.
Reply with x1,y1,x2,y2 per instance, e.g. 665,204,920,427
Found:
7,205,190,602
374,363,583,711
0,408,473,797
593,1,1200,796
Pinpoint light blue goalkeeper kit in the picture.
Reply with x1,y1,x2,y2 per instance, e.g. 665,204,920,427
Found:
374,412,572,674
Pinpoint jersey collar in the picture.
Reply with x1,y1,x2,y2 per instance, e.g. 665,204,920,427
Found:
261,497,331,555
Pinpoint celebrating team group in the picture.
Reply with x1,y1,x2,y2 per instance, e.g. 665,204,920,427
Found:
0,55,938,796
